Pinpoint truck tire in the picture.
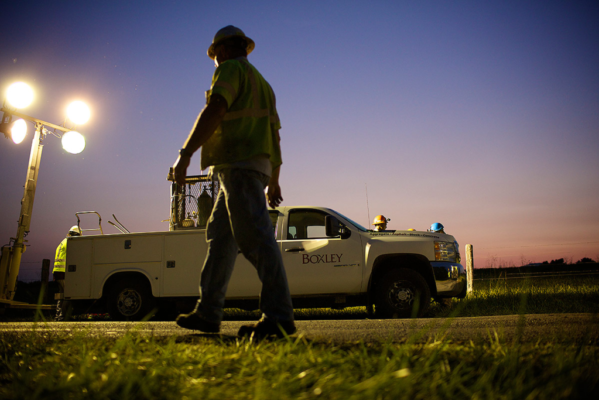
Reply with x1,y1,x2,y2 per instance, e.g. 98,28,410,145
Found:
107,278,156,321
375,268,431,318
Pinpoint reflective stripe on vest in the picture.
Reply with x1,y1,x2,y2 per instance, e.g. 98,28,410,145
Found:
53,238,67,273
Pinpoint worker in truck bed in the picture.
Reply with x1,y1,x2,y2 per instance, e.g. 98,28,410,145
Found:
429,222,446,234
372,215,390,231
53,226,81,321
171,25,296,338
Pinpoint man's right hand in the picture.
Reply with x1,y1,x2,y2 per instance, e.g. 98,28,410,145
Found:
173,154,191,186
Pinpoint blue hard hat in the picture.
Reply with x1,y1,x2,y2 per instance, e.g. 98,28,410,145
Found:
430,222,444,232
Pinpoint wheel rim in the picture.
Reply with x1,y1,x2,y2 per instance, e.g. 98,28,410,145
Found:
387,281,416,310
116,288,142,316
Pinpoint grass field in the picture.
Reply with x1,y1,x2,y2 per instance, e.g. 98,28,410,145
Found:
0,331,597,399
222,273,599,321
431,273,599,318
1,274,598,399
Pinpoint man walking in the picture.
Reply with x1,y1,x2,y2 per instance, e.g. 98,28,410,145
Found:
172,26,295,338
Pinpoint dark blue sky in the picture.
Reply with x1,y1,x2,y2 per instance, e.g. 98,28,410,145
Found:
1,0,598,280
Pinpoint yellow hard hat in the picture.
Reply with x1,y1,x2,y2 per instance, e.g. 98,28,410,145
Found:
207,25,255,60
69,225,82,236
373,215,388,225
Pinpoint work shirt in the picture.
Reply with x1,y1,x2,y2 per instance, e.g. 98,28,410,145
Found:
53,238,67,273
201,57,282,172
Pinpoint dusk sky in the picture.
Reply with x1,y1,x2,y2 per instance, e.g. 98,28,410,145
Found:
1,0,598,281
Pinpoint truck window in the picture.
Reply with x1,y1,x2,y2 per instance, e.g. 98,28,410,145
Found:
287,210,330,240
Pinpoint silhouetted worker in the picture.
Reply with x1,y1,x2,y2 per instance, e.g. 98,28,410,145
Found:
53,226,81,321
172,26,295,338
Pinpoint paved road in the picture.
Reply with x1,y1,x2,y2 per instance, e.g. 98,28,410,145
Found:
1,313,597,343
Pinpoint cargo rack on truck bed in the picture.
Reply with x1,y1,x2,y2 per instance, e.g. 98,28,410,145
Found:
167,173,219,231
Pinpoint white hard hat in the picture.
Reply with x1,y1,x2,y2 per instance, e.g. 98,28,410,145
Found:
207,25,255,60
69,225,82,236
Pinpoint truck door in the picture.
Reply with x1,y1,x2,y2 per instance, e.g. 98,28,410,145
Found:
280,209,363,295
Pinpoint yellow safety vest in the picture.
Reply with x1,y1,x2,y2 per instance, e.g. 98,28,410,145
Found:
53,238,67,273
201,58,282,170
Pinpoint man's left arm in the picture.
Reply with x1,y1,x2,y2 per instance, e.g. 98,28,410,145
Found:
267,130,283,208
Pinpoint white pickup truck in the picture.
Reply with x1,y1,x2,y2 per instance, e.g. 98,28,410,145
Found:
64,204,466,320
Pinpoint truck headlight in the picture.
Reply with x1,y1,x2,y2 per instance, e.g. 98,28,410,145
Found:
434,241,457,262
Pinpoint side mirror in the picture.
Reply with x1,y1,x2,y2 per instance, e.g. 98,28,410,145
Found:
325,215,351,239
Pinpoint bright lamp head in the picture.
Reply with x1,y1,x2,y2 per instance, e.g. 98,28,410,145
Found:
66,101,90,125
10,119,27,144
62,131,85,154
6,82,34,109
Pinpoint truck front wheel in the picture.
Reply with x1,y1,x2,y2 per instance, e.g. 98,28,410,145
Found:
375,268,431,318
107,278,156,321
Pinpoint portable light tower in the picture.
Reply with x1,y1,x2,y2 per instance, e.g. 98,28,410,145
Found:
0,81,90,306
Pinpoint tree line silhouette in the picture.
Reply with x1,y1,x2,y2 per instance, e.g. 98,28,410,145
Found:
539,257,596,265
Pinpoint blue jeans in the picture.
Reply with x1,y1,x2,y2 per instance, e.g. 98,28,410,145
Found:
195,168,294,323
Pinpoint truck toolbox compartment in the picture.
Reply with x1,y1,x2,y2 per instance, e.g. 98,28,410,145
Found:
94,235,163,264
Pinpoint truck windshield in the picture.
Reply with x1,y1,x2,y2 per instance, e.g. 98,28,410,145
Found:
326,209,369,232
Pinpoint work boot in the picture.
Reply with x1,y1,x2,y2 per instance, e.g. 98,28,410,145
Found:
55,300,64,322
176,312,220,333
238,317,296,339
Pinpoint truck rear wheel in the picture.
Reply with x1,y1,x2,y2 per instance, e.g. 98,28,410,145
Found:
107,278,156,321
375,268,431,318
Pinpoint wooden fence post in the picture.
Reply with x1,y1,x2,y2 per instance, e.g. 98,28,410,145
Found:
41,259,50,304
465,244,474,294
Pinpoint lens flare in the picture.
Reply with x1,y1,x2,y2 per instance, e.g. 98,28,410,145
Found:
62,131,86,154
66,101,91,125
6,82,34,109
11,119,27,144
